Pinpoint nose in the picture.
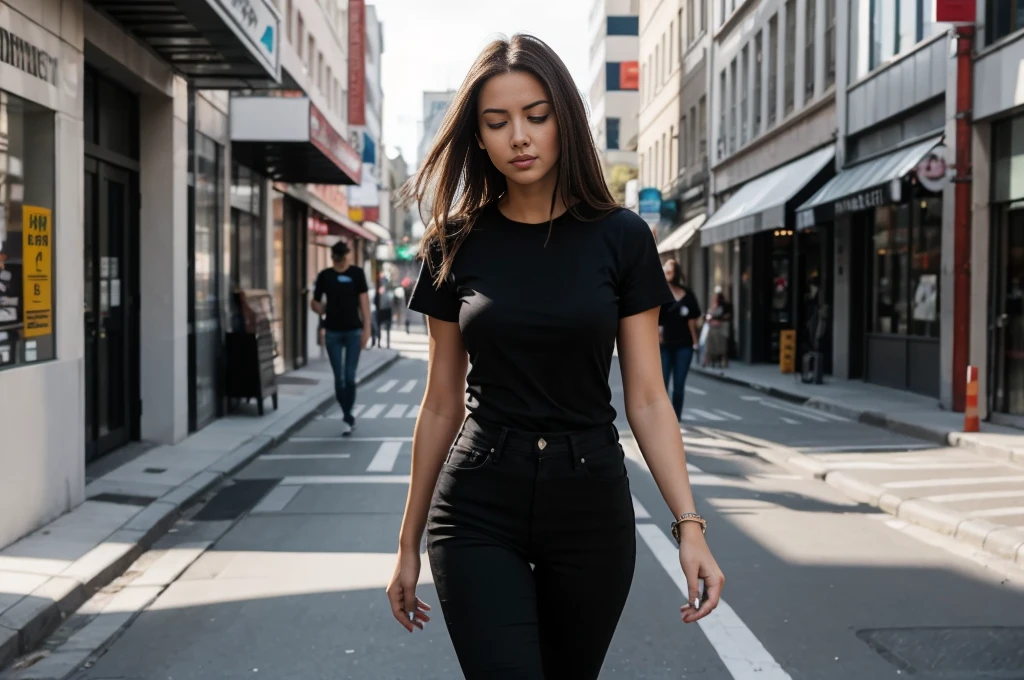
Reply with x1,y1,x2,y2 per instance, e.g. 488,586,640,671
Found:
510,119,530,150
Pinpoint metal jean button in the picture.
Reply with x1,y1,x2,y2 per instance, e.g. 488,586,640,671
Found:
537,437,547,450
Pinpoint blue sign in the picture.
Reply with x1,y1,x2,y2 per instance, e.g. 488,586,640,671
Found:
638,187,662,220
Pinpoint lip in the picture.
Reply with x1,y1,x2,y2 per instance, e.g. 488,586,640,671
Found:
510,155,537,169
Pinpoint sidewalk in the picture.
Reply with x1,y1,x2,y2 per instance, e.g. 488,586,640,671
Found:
693,362,1024,465
0,349,399,670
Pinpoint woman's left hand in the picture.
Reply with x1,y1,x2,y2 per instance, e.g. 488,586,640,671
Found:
678,525,725,624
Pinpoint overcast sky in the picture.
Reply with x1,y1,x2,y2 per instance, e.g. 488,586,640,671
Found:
370,0,593,168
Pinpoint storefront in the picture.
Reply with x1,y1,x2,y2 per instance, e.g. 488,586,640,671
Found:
796,136,944,396
700,146,835,365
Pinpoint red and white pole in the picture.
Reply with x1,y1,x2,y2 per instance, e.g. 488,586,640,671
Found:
964,365,980,432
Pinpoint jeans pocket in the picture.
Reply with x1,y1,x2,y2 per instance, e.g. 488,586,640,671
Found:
581,443,627,479
442,444,493,472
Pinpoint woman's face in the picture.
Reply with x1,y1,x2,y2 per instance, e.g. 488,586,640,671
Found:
477,71,560,187
663,261,676,283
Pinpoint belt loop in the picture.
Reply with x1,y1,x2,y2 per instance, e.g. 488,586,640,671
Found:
493,427,508,462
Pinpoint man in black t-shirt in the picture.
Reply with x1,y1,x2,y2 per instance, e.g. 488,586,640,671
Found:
311,241,371,435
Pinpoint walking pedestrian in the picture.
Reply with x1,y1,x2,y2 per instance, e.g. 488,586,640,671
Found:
310,240,371,436
659,259,702,421
385,34,724,680
702,286,732,368
376,278,394,348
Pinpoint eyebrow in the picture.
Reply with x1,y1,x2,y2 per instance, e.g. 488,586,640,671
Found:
481,100,550,115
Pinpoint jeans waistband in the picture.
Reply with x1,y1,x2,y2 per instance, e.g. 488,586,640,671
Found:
455,414,620,459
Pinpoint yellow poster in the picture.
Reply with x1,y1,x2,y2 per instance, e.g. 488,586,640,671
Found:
22,206,52,338
779,329,796,374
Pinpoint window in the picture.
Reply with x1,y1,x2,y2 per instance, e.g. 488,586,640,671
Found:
784,0,795,115
825,0,836,87
0,93,56,370
656,45,661,89
805,0,815,103
687,0,695,45
654,140,660,186
768,14,778,126
307,35,315,73
754,31,763,137
607,16,640,35
690,106,698,166
285,0,293,42
911,197,941,338
297,12,305,61
720,0,727,26
669,126,675,177
607,62,621,92
719,70,727,159
740,45,749,145
670,21,676,64
701,0,707,32
663,132,669,181
897,0,918,54
662,34,668,81
326,66,333,106
607,117,621,150
680,115,688,168
871,205,909,334
698,96,706,163
318,52,325,90
729,57,737,153
230,163,266,290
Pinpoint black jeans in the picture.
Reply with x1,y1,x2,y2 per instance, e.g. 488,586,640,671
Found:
427,415,636,679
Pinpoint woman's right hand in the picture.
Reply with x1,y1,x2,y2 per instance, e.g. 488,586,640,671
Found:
386,548,432,632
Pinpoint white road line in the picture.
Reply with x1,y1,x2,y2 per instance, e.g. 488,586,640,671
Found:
281,474,410,485
884,475,1024,489
780,417,800,425
406,404,420,418
740,395,761,401
715,409,743,421
251,484,302,513
367,441,403,473
260,453,351,460
926,489,1024,503
968,506,1024,518
376,380,399,393
681,413,697,421
685,386,707,395
363,404,387,419
290,436,414,442
634,524,792,679
802,443,936,453
352,404,365,417
399,380,417,393
385,404,407,418
824,461,1001,471
757,399,829,423
632,495,651,519
691,409,726,422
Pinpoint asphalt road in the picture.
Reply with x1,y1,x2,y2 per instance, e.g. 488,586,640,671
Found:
65,332,1024,679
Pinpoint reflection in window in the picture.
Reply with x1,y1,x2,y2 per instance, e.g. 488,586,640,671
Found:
987,0,1024,45
872,205,910,334
910,197,941,338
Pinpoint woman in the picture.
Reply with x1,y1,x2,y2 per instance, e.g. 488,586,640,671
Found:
659,260,701,420
386,34,724,679
702,286,732,368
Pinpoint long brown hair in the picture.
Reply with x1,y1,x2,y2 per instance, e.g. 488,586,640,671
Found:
398,33,617,285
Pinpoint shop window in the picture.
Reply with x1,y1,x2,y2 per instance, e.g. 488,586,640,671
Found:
230,162,266,292
871,205,910,335
910,197,941,338
0,93,56,370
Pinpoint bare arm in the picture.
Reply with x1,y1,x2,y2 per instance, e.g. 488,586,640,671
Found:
399,317,468,552
310,298,325,315
618,307,724,623
359,292,372,345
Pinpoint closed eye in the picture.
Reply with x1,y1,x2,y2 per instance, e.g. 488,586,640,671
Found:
486,122,507,130
529,115,549,123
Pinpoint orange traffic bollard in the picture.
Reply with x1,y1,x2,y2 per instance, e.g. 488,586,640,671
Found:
964,365,979,433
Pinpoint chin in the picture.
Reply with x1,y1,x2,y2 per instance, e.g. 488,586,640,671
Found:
503,165,554,187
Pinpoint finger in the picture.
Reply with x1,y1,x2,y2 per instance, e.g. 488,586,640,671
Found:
686,576,724,624
403,584,418,628
682,564,701,613
388,587,414,632
415,598,432,612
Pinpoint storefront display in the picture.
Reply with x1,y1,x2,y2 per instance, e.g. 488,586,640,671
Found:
0,91,55,370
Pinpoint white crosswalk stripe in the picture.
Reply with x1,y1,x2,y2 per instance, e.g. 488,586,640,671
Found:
367,441,403,473
352,404,365,417
362,404,387,419
685,385,707,395
398,380,417,393
406,404,420,418
385,404,407,418
376,380,399,393
691,408,726,422
715,409,743,421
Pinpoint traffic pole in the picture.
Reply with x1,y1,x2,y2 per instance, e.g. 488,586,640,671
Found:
964,365,980,433
951,23,975,413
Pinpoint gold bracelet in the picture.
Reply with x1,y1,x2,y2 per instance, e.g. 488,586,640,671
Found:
670,513,707,544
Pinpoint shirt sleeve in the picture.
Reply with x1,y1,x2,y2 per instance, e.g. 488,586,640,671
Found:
354,268,369,295
312,270,325,302
618,218,674,318
407,245,461,323
686,292,703,320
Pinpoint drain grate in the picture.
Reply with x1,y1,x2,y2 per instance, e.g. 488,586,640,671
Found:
191,479,279,522
858,627,1024,678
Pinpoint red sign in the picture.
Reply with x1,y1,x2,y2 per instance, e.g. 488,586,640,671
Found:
307,214,330,235
348,0,366,126
309,104,362,184
935,0,974,22
620,61,639,90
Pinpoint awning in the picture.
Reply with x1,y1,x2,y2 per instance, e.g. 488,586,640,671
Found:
361,221,392,242
231,96,361,185
700,146,835,247
796,136,942,229
657,214,706,254
89,0,281,88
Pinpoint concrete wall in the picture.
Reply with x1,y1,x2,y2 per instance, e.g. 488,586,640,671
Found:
638,0,683,191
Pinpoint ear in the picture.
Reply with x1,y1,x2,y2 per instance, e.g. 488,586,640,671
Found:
475,134,485,150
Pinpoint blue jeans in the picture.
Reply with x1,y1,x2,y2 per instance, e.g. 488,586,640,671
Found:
660,345,694,420
325,329,363,422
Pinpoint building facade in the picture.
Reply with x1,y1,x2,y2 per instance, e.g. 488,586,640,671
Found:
588,0,640,205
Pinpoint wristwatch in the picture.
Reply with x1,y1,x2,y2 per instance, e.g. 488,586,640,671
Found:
670,512,707,544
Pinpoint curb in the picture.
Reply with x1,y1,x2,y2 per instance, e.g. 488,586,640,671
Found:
0,352,400,671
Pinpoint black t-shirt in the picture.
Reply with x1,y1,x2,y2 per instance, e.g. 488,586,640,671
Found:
659,287,702,347
313,265,369,331
408,203,673,431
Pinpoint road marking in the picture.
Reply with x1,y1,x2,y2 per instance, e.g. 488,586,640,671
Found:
385,404,407,418
635,523,792,679
780,417,800,425
280,474,410,485
740,395,761,401
352,404,365,416
715,409,743,421
681,413,696,421
883,475,1024,489
406,404,420,418
757,399,829,423
926,489,1024,503
251,484,302,513
685,386,707,395
376,380,399,393
363,404,387,419
632,495,651,519
691,409,726,422
367,441,403,472
824,461,1001,471
968,506,1024,518
260,453,352,460
290,436,414,442
399,380,417,393
802,443,937,453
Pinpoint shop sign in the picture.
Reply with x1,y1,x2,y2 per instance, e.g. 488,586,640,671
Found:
833,186,889,216
212,0,280,74
348,0,366,126
309,104,362,184
0,22,58,87
916,145,950,193
779,329,796,374
638,187,662,223
936,0,975,22
22,206,52,338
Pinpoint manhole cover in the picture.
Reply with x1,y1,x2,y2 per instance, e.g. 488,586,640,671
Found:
858,627,1024,678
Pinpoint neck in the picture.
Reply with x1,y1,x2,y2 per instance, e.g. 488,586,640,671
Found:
332,259,349,271
500,168,566,223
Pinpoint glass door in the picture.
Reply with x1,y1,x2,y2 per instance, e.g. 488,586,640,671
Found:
991,205,1024,416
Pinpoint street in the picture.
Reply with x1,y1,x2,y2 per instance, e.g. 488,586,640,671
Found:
36,331,1024,680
